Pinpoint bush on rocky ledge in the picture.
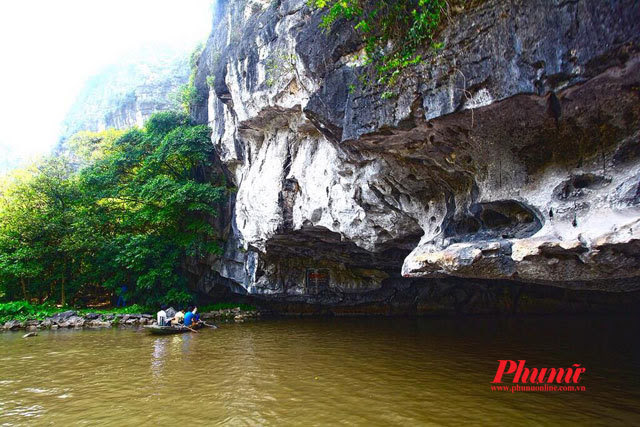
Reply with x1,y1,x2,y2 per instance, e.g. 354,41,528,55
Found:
310,0,447,86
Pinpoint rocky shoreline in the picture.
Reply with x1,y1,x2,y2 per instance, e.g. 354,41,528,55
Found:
1,308,262,331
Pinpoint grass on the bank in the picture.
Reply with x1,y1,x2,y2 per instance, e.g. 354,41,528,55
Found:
0,301,257,324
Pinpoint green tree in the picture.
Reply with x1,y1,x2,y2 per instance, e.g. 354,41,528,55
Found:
78,111,225,306
0,111,226,308
65,128,124,167
0,157,79,304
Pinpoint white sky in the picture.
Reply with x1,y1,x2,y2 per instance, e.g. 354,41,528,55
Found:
0,0,213,166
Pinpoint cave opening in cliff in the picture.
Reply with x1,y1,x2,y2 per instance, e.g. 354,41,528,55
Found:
445,200,543,242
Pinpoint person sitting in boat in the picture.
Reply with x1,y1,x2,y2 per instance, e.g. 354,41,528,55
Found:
157,305,168,326
184,306,196,327
165,306,176,319
171,308,185,326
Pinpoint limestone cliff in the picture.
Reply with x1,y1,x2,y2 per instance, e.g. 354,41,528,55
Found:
60,45,189,140
190,0,640,313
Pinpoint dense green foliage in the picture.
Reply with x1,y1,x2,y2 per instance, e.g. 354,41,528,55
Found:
311,0,446,87
0,112,226,307
64,129,125,167
0,301,60,324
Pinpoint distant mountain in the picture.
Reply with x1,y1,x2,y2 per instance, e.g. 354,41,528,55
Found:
59,44,190,142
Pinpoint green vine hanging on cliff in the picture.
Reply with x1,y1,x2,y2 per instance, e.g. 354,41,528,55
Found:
176,42,205,112
310,0,446,88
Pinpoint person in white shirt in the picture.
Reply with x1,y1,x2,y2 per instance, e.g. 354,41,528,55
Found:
157,305,167,326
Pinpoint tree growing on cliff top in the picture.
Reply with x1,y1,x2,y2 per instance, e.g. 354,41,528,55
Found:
0,112,226,307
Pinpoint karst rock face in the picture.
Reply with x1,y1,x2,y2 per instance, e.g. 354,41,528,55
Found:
190,0,640,311
61,46,189,140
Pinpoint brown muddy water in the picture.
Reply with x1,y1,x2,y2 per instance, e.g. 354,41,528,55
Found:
0,316,639,425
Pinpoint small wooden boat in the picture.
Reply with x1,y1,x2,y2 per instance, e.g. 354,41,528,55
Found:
144,323,204,335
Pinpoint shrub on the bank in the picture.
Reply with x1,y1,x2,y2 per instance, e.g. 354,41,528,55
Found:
0,301,62,323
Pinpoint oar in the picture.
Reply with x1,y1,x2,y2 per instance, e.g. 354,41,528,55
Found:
185,325,198,333
203,322,218,329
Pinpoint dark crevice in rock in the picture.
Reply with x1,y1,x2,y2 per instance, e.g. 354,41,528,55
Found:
553,173,612,201
445,200,542,242
265,226,413,270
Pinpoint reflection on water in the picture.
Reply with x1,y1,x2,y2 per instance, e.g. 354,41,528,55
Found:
0,316,639,425
151,337,168,377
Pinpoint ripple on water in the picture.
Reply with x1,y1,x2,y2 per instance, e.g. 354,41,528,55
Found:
22,388,50,394
1,404,44,419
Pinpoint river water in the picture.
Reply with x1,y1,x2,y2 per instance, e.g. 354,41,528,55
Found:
0,316,639,425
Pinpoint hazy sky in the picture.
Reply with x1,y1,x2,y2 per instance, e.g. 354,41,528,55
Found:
0,0,212,167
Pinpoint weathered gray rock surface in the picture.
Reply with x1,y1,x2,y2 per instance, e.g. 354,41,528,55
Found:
60,44,189,141
189,0,640,312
